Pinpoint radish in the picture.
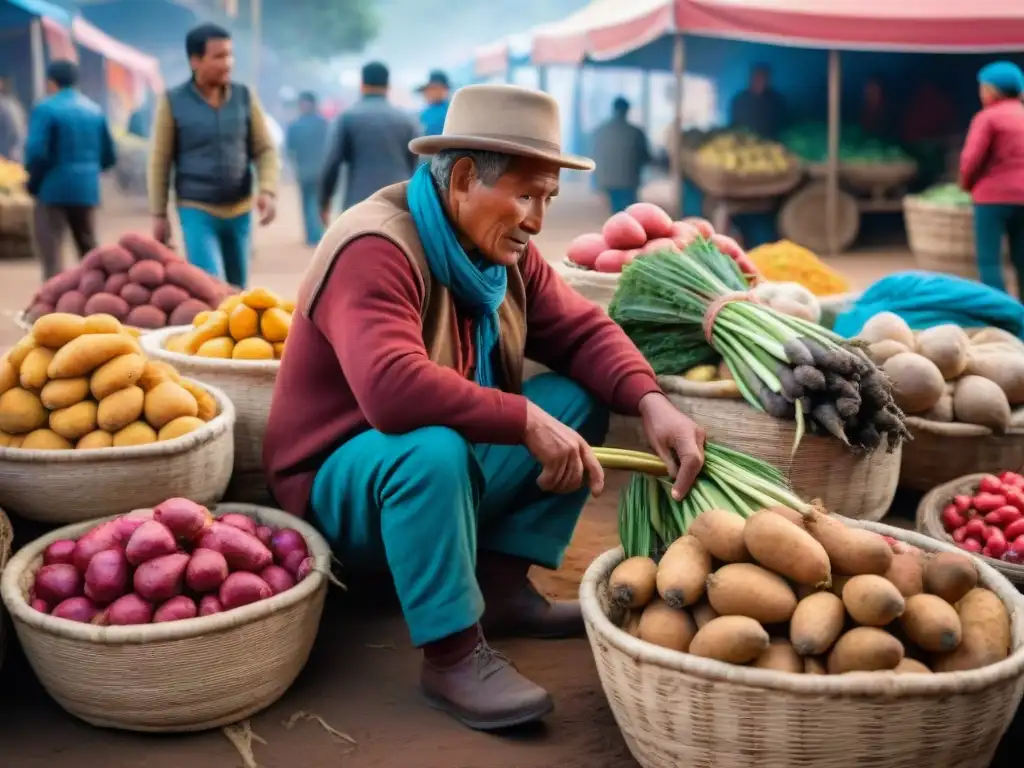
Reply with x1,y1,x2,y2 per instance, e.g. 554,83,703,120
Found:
964,518,987,539
601,213,647,250
565,233,608,269
952,495,973,514
988,529,1009,558
1005,518,1024,541
961,538,983,553
952,526,969,543
625,202,674,239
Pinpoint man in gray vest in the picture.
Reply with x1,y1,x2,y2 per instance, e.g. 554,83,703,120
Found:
591,96,651,214
148,23,279,288
319,61,419,221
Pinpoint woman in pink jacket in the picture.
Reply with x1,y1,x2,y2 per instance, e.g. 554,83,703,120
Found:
961,61,1024,296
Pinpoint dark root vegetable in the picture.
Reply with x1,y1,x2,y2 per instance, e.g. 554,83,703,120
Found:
782,339,814,367
52,596,100,623
34,563,83,605
100,593,154,625
153,595,198,623
811,402,849,445
43,539,76,566
776,364,804,401
793,365,826,391
84,548,130,604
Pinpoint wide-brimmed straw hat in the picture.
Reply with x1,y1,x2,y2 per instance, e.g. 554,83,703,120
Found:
409,83,594,171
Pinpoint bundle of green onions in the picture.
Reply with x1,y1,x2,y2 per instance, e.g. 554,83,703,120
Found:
594,445,810,559
609,242,910,453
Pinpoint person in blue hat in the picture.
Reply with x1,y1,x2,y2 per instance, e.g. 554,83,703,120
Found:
961,61,1024,296
418,70,451,138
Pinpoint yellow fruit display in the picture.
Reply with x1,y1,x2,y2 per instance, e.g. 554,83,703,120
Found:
695,132,793,176
0,158,28,191
0,316,219,451
170,286,295,361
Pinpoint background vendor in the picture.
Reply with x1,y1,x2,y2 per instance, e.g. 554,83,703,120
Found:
729,64,787,140
860,76,893,141
592,96,652,214
960,61,1024,297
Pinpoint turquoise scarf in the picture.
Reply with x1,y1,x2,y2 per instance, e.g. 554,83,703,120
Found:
406,164,508,388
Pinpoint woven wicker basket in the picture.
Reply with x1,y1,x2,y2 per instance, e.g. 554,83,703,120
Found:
0,503,329,732
900,412,1024,491
143,327,278,503
581,519,1024,768
0,379,234,523
682,152,804,200
917,473,1024,589
840,160,918,195
903,197,978,278
0,507,11,670
778,181,860,254
644,376,901,521
558,260,620,310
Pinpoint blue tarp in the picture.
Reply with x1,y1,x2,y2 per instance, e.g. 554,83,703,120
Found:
0,0,70,30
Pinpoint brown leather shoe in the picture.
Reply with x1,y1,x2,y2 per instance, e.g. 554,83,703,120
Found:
481,583,585,639
421,642,553,730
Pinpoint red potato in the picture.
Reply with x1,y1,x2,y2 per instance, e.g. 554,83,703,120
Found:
199,523,273,572
120,232,181,265
119,283,151,307
114,511,153,541
100,245,136,274
565,233,608,269
255,525,274,547
198,595,224,616
280,549,307,576
642,237,679,255
593,249,629,273
153,497,214,542
681,217,715,239
153,596,198,623
711,234,758,277
125,521,178,565
165,261,221,305
126,306,167,329
43,539,77,566
218,513,258,537
260,565,296,595
128,260,165,289
55,290,87,315
84,548,130,604
51,596,99,623
84,293,130,320
669,221,701,250
295,557,315,582
978,475,1003,494
150,284,190,314
219,572,273,610
964,518,987,539
185,548,230,593
601,212,647,250
1004,488,1024,512
961,539,983,553
104,272,130,295
270,528,309,564
133,553,190,602
973,493,1006,513
39,269,83,304
169,298,211,326
952,526,969,543
942,505,968,531
99,593,154,626
1005,519,1024,541
72,521,123,573
1001,471,1024,487
30,598,50,614
625,202,674,239
953,495,973,514
34,564,82,604
79,269,107,298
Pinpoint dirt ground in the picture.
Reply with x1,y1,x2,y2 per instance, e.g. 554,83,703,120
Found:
2,182,1017,767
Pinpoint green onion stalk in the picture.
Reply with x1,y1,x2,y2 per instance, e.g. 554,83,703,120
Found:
608,241,910,455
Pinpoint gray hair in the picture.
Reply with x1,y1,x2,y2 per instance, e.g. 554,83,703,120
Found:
429,149,512,190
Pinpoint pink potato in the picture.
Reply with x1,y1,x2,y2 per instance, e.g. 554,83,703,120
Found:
99,593,154,626
219,572,273,610
34,563,82,604
54,290,87,315
198,595,224,616
642,237,680,255
39,268,83,304
260,565,296,595
601,212,647,250
269,528,308,565
43,539,77,566
153,595,198,623
133,553,190,602
710,233,758,277
119,282,151,307
153,497,214,542
51,596,99,623
681,217,715,239
295,557,315,582
99,244,136,274
168,298,211,326
255,525,274,547
84,548,130,604
185,548,230,593
78,269,107,298
125,520,178,566
114,509,154,541
626,202,674,239
150,284,190,314
199,522,273,572
30,598,50,614
104,272,130,295
280,549,307,577
218,513,258,537
565,233,609,269
593,249,629,273
72,520,123,573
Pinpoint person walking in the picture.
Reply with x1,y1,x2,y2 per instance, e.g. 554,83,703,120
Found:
286,91,329,246
591,96,651,214
961,61,1024,296
0,76,26,161
417,70,451,137
148,23,279,289
319,62,419,222
24,60,116,280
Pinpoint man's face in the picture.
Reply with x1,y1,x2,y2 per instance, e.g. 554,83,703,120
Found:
299,99,315,115
192,37,233,86
424,84,449,105
450,157,560,267
751,70,768,94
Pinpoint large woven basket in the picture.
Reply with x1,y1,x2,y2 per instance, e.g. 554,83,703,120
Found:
0,193,33,237
0,379,234,523
778,181,860,254
143,326,277,503
0,503,330,731
0,507,11,670
557,260,619,310
682,151,804,200
917,473,1024,589
840,160,918,195
581,518,1024,768
609,376,900,521
900,412,1024,491
903,197,977,277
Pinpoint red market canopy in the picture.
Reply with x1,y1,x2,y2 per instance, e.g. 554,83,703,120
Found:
71,16,163,91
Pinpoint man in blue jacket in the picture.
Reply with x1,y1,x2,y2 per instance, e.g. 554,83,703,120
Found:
286,91,328,246
417,70,450,138
25,60,116,280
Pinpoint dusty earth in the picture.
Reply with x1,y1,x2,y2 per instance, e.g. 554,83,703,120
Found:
0,183,1019,767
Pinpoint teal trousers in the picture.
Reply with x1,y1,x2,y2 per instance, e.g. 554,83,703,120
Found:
974,203,1024,297
309,373,610,647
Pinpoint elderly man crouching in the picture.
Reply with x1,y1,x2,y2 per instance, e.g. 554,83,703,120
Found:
264,84,705,731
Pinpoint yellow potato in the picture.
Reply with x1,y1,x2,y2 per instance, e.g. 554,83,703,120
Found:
47,333,139,378
49,400,99,441
217,294,243,314
97,386,145,432
32,313,86,347
76,430,114,450
241,287,280,310
143,381,199,429
191,310,213,327
273,342,285,359
90,353,146,400
19,347,55,391
40,377,90,410
259,307,291,343
138,360,181,392
232,337,275,360
7,335,38,370
185,311,229,355
21,428,73,450
165,332,193,355
228,304,259,341
0,355,17,395
196,337,235,358
180,379,218,421
82,314,123,335
112,421,157,447
158,415,206,441
0,387,47,434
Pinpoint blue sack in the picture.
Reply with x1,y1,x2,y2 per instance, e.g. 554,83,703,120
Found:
834,271,1024,339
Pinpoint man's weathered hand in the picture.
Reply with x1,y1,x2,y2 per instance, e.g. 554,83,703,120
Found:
523,401,605,497
638,392,705,500
152,216,171,244
257,192,276,226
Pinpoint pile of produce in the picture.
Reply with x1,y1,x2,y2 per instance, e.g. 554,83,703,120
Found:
565,204,752,276
610,504,1010,675
610,242,909,453
0,157,27,191
693,132,794,176
746,240,851,297
24,234,236,329
165,288,294,361
0,314,218,449
860,316,1024,433
27,497,315,624
939,471,1024,564
916,182,972,208
781,123,913,165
